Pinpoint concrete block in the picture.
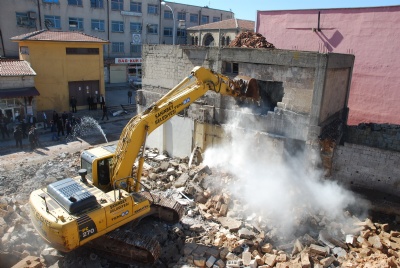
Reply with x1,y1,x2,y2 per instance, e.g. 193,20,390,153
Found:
242,251,252,266
263,253,276,267
206,256,217,267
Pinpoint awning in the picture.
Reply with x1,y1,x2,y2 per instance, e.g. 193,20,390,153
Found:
0,87,40,98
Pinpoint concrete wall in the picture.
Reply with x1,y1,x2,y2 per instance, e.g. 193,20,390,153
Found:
256,6,400,125
0,76,34,90
332,142,400,197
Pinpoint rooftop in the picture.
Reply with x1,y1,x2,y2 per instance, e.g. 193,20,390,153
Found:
0,59,36,76
10,30,109,43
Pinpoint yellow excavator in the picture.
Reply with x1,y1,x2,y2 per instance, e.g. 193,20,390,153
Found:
28,66,260,264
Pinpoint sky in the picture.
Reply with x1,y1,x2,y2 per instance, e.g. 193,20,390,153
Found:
171,0,400,21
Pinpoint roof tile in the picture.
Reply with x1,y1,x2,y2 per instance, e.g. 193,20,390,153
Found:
0,60,36,76
10,30,108,43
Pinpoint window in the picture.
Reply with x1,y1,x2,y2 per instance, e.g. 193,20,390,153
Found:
130,1,141,12
190,13,198,23
178,12,185,21
112,42,124,53
66,48,99,54
164,10,173,19
69,17,83,30
43,0,59,3
213,17,220,22
147,4,158,15
130,44,141,54
164,27,172,36
177,29,186,37
20,46,30,55
90,0,103,8
68,0,82,5
223,62,238,74
147,24,158,34
44,15,61,28
130,22,141,32
91,19,105,31
16,12,36,28
111,0,123,10
111,21,124,32
201,15,209,24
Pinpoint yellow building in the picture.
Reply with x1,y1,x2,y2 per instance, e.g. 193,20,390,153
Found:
11,30,109,114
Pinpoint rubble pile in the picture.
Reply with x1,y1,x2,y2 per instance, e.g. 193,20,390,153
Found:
229,31,275,49
0,149,399,268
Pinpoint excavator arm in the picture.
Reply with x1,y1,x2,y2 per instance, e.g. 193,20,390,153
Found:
110,66,259,191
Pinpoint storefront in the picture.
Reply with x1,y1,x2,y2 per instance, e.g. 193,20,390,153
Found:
0,87,40,130
109,58,142,87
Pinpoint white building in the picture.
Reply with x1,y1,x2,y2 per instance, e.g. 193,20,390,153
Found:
0,0,234,83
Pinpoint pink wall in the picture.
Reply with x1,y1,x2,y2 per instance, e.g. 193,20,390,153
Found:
256,6,400,125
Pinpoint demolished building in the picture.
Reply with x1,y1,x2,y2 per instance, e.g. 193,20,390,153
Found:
138,45,400,214
138,45,351,171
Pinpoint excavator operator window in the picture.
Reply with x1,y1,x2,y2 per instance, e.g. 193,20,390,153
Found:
97,158,111,186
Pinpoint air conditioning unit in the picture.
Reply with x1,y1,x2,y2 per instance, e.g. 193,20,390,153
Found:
28,11,37,19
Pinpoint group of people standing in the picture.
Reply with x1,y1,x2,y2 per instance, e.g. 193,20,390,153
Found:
86,94,105,111
50,110,81,141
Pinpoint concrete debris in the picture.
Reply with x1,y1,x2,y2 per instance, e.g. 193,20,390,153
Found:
1,148,400,268
229,31,275,49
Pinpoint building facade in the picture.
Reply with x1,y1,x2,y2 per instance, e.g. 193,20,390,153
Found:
0,59,38,127
0,0,234,84
186,18,254,47
256,6,400,125
11,30,108,116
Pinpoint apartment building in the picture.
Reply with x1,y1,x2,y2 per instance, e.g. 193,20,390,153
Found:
0,0,234,83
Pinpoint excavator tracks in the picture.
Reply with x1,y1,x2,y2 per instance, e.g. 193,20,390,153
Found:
85,192,185,265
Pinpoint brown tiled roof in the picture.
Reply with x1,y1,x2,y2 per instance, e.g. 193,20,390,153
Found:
0,60,36,76
187,19,254,31
10,30,109,43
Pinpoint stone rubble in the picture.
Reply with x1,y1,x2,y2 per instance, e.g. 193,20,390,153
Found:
0,148,399,268
229,31,275,49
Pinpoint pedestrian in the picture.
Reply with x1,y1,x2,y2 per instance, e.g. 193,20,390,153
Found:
128,90,132,104
65,119,73,138
70,96,77,113
42,111,48,130
32,125,41,147
0,116,9,139
87,96,91,110
57,118,64,137
21,119,28,138
61,111,68,128
50,120,59,141
100,94,105,110
52,110,59,124
92,95,98,110
28,126,36,150
102,103,109,120
13,125,23,149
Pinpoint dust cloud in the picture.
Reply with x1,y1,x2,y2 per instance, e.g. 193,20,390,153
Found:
203,108,368,236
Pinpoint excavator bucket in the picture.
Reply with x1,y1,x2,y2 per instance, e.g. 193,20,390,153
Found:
232,75,260,102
